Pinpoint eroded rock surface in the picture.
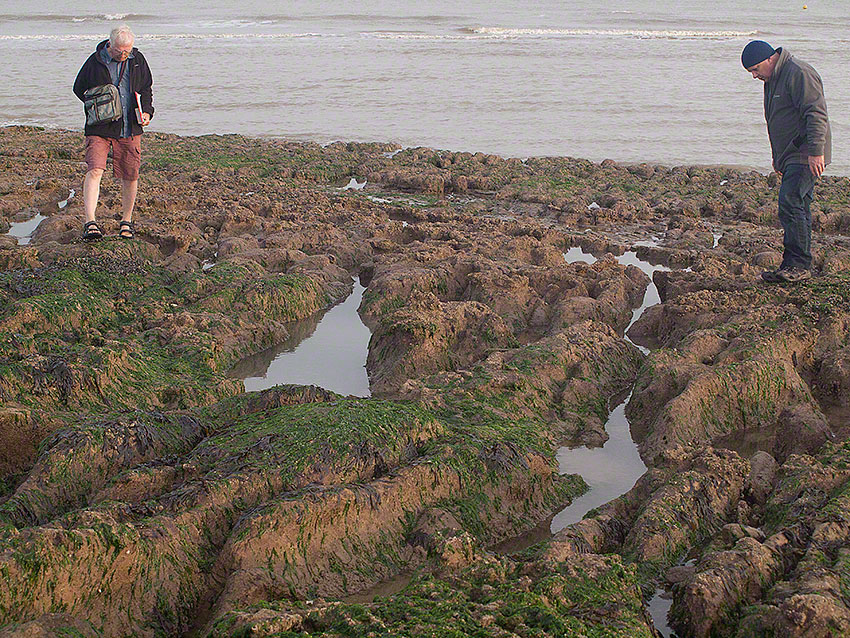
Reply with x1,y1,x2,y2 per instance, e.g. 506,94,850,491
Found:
1,126,849,637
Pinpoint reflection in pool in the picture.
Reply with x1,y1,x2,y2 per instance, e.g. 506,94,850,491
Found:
229,280,371,397
550,244,675,529
5,213,46,246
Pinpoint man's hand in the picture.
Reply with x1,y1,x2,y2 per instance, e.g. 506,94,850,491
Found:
140,112,151,126
808,155,825,178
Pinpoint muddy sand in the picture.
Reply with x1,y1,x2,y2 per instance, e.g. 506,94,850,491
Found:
1,126,849,637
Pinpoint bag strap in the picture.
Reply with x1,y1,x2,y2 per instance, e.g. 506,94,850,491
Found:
116,60,127,86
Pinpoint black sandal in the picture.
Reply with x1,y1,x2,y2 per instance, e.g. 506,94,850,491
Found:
82,220,103,241
118,220,135,239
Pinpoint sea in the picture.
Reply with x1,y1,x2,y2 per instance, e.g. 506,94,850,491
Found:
1,1,847,175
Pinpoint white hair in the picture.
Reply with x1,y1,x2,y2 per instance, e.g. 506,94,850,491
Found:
109,25,135,48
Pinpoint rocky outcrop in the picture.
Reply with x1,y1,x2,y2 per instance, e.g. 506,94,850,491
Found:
2,126,850,637
670,442,850,637
0,388,582,635
206,544,656,638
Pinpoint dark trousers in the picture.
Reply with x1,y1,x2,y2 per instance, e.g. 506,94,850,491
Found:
778,163,815,270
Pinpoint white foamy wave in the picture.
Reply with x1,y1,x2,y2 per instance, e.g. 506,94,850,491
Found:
199,19,274,29
368,32,453,40
147,32,342,40
0,12,150,23
1,119,38,127
0,32,342,42
0,26,757,44
467,27,758,40
69,13,148,22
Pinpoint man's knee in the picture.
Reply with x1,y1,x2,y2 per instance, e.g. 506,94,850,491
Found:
779,191,805,215
85,168,105,180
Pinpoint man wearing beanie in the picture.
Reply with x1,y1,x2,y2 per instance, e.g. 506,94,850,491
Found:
741,39,831,283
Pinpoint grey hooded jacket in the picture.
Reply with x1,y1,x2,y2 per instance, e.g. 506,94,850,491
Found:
764,47,831,172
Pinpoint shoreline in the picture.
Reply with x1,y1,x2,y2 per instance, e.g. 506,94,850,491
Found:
1,122,812,178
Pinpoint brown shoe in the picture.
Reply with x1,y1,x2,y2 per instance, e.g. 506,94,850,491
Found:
761,269,782,283
774,267,811,283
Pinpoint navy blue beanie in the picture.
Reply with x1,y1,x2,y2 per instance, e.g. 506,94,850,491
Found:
741,40,775,68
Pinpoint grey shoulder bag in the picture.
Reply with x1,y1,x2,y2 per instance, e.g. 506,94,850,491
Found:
83,60,126,126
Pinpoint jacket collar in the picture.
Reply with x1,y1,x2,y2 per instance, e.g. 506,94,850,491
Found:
771,47,791,80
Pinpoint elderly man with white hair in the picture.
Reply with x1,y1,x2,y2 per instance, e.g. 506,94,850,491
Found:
73,24,154,241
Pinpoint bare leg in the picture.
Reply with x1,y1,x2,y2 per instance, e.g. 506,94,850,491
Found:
83,168,104,223
121,179,139,222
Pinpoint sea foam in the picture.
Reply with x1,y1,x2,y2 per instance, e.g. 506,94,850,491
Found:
466,26,758,39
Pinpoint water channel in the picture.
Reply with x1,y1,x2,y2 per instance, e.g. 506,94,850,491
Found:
228,279,371,397
4,213,46,246
226,248,678,632
558,243,678,635
3,189,77,245
552,244,670,531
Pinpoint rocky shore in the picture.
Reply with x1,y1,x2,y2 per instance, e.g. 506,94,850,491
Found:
1,125,849,637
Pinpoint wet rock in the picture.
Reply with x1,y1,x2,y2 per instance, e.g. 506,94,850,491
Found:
746,450,778,506
622,448,749,564
25,213,78,245
217,235,260,259
821,250,850,274
162,251,201,274
367,294,513,395
208,552,654,637
2,126,850,636
434,531,477,570
545,447,749,579
0,613,99,638
665,564,695,584
762,593,850,637
672,534,791,638
669,442,850,637
627,281,830,463
814,346,850,409
404,320,643,451
753,250,782,268
0,408,40,480
721,523,766,545
773,404,834,462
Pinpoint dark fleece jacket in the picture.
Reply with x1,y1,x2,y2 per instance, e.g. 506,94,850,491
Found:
764,47,831,172
73,39,155,138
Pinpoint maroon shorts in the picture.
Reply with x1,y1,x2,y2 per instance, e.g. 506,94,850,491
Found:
85,135,141,180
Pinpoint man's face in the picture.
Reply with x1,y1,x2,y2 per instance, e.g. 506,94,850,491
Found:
747,54,776,82
107,41,133,62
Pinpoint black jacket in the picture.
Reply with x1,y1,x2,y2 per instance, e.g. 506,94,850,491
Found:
73,39,155,138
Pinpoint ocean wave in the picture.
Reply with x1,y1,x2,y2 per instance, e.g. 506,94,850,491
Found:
0,27,758,43
367,32,441,40
0,32,343,42
463,26,759,40
274,13,460,23
146,32,342,40
0,13,153,23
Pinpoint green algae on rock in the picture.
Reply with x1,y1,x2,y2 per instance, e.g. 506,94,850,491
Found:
3,125,850,637
206,551,655,638
0,389,582,636
0,247,344,479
